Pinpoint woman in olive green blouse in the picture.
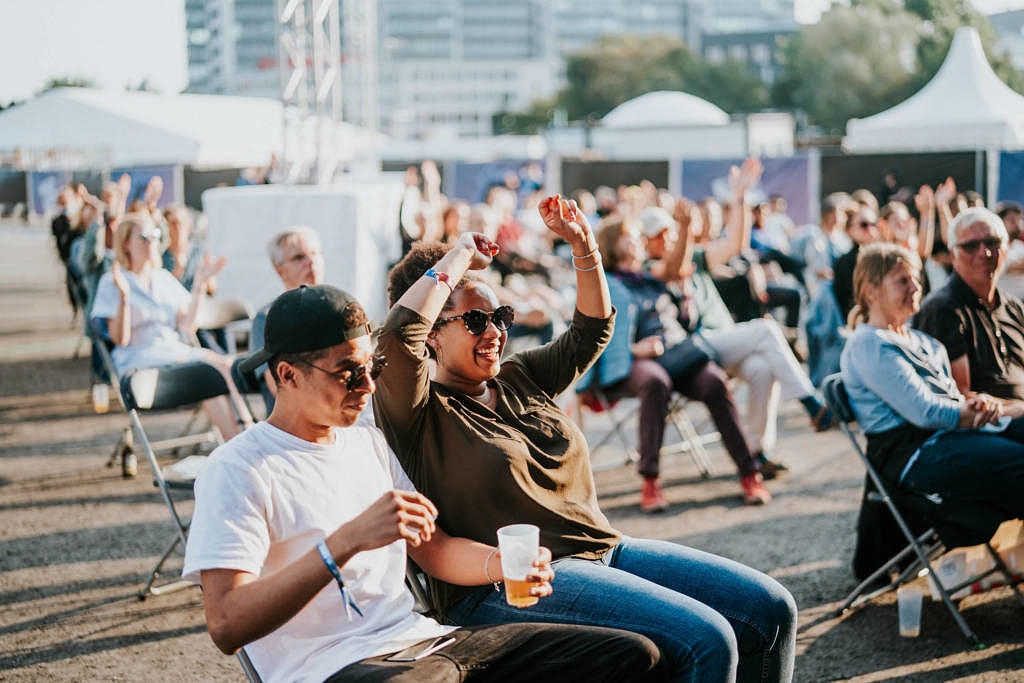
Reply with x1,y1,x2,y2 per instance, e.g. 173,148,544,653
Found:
373,196,797,683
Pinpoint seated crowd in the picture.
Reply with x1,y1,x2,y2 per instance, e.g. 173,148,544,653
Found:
51,162,1024,681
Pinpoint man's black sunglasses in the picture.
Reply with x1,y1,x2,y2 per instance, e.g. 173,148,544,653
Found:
955,237,1003,254
435,305,515,335
300,354,387,391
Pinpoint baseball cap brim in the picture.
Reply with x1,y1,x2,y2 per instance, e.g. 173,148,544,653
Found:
238,347,273,375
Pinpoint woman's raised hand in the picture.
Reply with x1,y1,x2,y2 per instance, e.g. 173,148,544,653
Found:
455,231,499,271
111,261,130,300
197,253,228,284
728,157,763,202
914,185,935,214
538,195,592,248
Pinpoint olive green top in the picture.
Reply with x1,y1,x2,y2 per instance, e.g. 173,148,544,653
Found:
373,304,620,618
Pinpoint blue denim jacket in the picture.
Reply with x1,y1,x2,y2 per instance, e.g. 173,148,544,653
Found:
577,275,635,391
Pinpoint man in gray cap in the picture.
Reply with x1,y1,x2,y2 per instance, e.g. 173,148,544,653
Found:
183,284,664,683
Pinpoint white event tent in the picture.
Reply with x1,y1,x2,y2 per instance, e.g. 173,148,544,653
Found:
0,87,380,169
844,27,1024,153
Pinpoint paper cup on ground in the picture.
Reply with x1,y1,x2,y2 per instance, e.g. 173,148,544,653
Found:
897,585,923,637
497,524,540,607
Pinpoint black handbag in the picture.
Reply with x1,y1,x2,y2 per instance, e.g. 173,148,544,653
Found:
656,334,715,383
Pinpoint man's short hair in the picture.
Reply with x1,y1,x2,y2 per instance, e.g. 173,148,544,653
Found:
949,207,1008,248
996,201,1023,220
821,192,851,217
267,226,321,266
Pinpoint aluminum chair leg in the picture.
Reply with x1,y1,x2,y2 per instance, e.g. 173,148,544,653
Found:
836,529,939,615
138,534,193,600
665,402,712,479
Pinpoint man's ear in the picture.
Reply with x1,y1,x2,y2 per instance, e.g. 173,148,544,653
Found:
276,360,299,388
426,329,439,353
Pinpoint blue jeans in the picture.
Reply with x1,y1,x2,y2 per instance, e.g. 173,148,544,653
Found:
901,418,1024,519
447,537,797,683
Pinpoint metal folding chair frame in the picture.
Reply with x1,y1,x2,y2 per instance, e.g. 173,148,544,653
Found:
576,387,715,477
822,373,1024,647
121,363,242,600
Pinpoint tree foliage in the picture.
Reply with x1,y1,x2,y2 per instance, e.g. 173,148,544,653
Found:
500,0,1024,135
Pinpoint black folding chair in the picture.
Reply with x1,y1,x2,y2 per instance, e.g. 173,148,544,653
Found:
822,373,1024,646
122,362,245,599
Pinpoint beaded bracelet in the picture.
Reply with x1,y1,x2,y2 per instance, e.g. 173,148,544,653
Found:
424,268,454,295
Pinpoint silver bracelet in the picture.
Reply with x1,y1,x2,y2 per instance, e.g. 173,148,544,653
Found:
573,253,602,272
572,246,599,261
484,547,502,591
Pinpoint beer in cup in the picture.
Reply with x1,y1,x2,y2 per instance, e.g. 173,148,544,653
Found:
497,524,540,607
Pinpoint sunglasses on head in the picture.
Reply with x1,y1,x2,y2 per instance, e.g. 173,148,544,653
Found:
435,305,515,335
956,237,1003,254
137,228,162,243
300,354,387,391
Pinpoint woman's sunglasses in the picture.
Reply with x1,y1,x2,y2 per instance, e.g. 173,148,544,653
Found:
435,305,515,335
137,228,162,243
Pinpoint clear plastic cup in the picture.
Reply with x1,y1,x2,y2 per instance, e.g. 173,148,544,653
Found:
898,585,923,637
92,384,110,414
497,524,540,607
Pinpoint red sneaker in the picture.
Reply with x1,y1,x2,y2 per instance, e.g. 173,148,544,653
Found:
641,477,668,513
741,472,772,505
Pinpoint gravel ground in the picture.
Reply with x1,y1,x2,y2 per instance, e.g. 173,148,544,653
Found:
1,221,1022,681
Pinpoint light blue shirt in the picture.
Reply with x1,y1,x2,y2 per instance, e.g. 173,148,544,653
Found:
840,324,963,434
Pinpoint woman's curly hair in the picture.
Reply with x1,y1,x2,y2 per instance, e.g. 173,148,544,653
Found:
387,241,481,310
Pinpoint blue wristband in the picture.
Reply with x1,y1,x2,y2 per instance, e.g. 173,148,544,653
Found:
316,540,363,619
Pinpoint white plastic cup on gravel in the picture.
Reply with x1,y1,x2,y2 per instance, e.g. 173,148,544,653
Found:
898,585,923,637
497,524,540,607
92,384,110,414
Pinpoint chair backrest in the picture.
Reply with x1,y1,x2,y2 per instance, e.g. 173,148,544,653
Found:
195,296,253,330
822,373,856,425
120,362,230,412
230,356,262,395
237,647,263,683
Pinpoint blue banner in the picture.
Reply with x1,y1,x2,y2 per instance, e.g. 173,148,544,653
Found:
451,160,545,204
680,156,811,225
110,165,180,208
27,170,72,215
999,151,1024,204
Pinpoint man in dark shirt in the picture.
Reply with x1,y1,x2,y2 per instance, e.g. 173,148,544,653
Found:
915,207,1024,408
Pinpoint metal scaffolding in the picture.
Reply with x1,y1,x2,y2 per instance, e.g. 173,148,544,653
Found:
275,0,344,184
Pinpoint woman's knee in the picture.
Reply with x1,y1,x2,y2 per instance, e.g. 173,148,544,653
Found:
681,609,738,678
742,577,798,652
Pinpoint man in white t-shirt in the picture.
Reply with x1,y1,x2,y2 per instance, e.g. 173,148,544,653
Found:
183,284,664,683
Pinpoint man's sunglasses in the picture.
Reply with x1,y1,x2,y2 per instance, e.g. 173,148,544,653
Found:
857,220,876,228
435,305,515,335
300,354,387,391
956,237,1003,254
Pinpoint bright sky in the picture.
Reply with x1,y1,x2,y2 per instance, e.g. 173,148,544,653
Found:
0,0,1022,104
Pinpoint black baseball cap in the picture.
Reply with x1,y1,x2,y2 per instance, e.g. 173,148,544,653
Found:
239,285,370,374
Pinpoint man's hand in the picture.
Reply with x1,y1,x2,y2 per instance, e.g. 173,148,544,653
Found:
728,157,763,203
340,490,438,551
966,393,1002,427
631,336,665,359
914,185,935,214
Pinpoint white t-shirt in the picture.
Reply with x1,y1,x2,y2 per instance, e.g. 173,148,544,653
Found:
182,422,453,683
90,268,201,374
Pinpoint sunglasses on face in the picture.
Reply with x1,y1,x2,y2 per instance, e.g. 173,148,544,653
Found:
300,354,387,391
956,237,1003,254
435,305,515,335
137,228,162,243
857,221,876,229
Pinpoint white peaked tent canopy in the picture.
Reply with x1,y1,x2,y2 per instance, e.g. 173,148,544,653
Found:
0,87,382,168
844,27,1024,152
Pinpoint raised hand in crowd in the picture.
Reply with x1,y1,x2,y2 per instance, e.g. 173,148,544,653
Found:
538,194,590,247
914,184,936,259
934,176,957,243
111,260,130,301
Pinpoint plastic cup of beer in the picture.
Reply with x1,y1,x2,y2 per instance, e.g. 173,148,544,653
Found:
497,524,540,608
897,585,923,637
92,384,110,414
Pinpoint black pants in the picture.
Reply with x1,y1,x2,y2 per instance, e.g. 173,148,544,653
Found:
326,623,665,682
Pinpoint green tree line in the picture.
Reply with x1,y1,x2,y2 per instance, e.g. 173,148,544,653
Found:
494,0,1024,136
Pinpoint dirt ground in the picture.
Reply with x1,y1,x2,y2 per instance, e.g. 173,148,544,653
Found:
1,221,1022,682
